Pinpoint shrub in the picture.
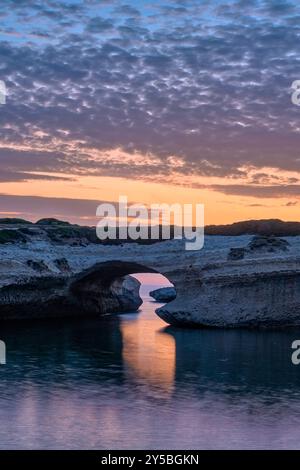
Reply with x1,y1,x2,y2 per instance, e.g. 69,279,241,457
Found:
0,229,27,244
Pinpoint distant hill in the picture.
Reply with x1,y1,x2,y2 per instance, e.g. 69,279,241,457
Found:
0,218,32,225
1,218,300,244
205,219,300,236
36,218,71,226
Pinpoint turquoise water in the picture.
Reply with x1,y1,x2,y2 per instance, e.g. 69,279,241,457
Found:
0,280,300,449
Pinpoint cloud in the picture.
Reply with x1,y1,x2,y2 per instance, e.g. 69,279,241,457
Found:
113,5,141,17
0,169,72,183
0,193,109,223
286,200,298,206
86,17,115,33
198,184,300,199
0,0,300,188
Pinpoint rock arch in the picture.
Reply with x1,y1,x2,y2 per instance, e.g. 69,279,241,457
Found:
69,260,159,315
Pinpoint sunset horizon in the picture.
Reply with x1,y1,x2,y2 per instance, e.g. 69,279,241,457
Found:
1,0,300,225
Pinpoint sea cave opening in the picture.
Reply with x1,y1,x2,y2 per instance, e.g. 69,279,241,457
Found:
70,260,176,316
131,272,175,308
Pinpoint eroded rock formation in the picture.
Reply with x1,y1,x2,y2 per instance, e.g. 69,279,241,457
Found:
1,220,300,328
149,287,176,302
227,236,290,260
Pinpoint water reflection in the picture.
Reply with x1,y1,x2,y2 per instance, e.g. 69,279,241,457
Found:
0,280,300,449
120,274,176,396
164,326,300,396
121,308,175,396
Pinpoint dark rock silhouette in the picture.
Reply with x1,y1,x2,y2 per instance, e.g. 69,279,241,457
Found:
227,236,290,260
149,287,176,302
206,219,300,236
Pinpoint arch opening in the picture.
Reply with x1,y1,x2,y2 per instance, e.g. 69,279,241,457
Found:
131,272,175,305
69,260,175,316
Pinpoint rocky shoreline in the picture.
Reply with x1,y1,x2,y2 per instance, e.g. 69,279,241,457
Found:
1,218,300,328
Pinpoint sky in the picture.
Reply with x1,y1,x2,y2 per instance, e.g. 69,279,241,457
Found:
0,0,300,225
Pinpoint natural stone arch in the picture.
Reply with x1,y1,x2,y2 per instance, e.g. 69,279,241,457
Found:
70,260,158,289
0,258,178,320
69,260,165,316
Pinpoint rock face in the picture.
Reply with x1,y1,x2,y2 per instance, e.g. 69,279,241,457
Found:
227,248,246,261
0,269,142,320
156,267,300,328
227,236,290,260
53,258,71,273
157,236,298,328
67,273,142,318
111,276,142,312
26,260,49,272
248,235,289,252
149,287,176,302
1,220,300,328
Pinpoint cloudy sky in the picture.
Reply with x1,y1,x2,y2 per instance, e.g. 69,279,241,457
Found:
0,0,300,224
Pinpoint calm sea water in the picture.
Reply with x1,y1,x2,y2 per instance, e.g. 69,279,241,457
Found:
1,276,300,450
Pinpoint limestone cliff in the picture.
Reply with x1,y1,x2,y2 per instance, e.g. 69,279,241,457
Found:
1,221,300,328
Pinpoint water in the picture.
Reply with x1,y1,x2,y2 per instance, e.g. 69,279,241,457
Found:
1,278,300,449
